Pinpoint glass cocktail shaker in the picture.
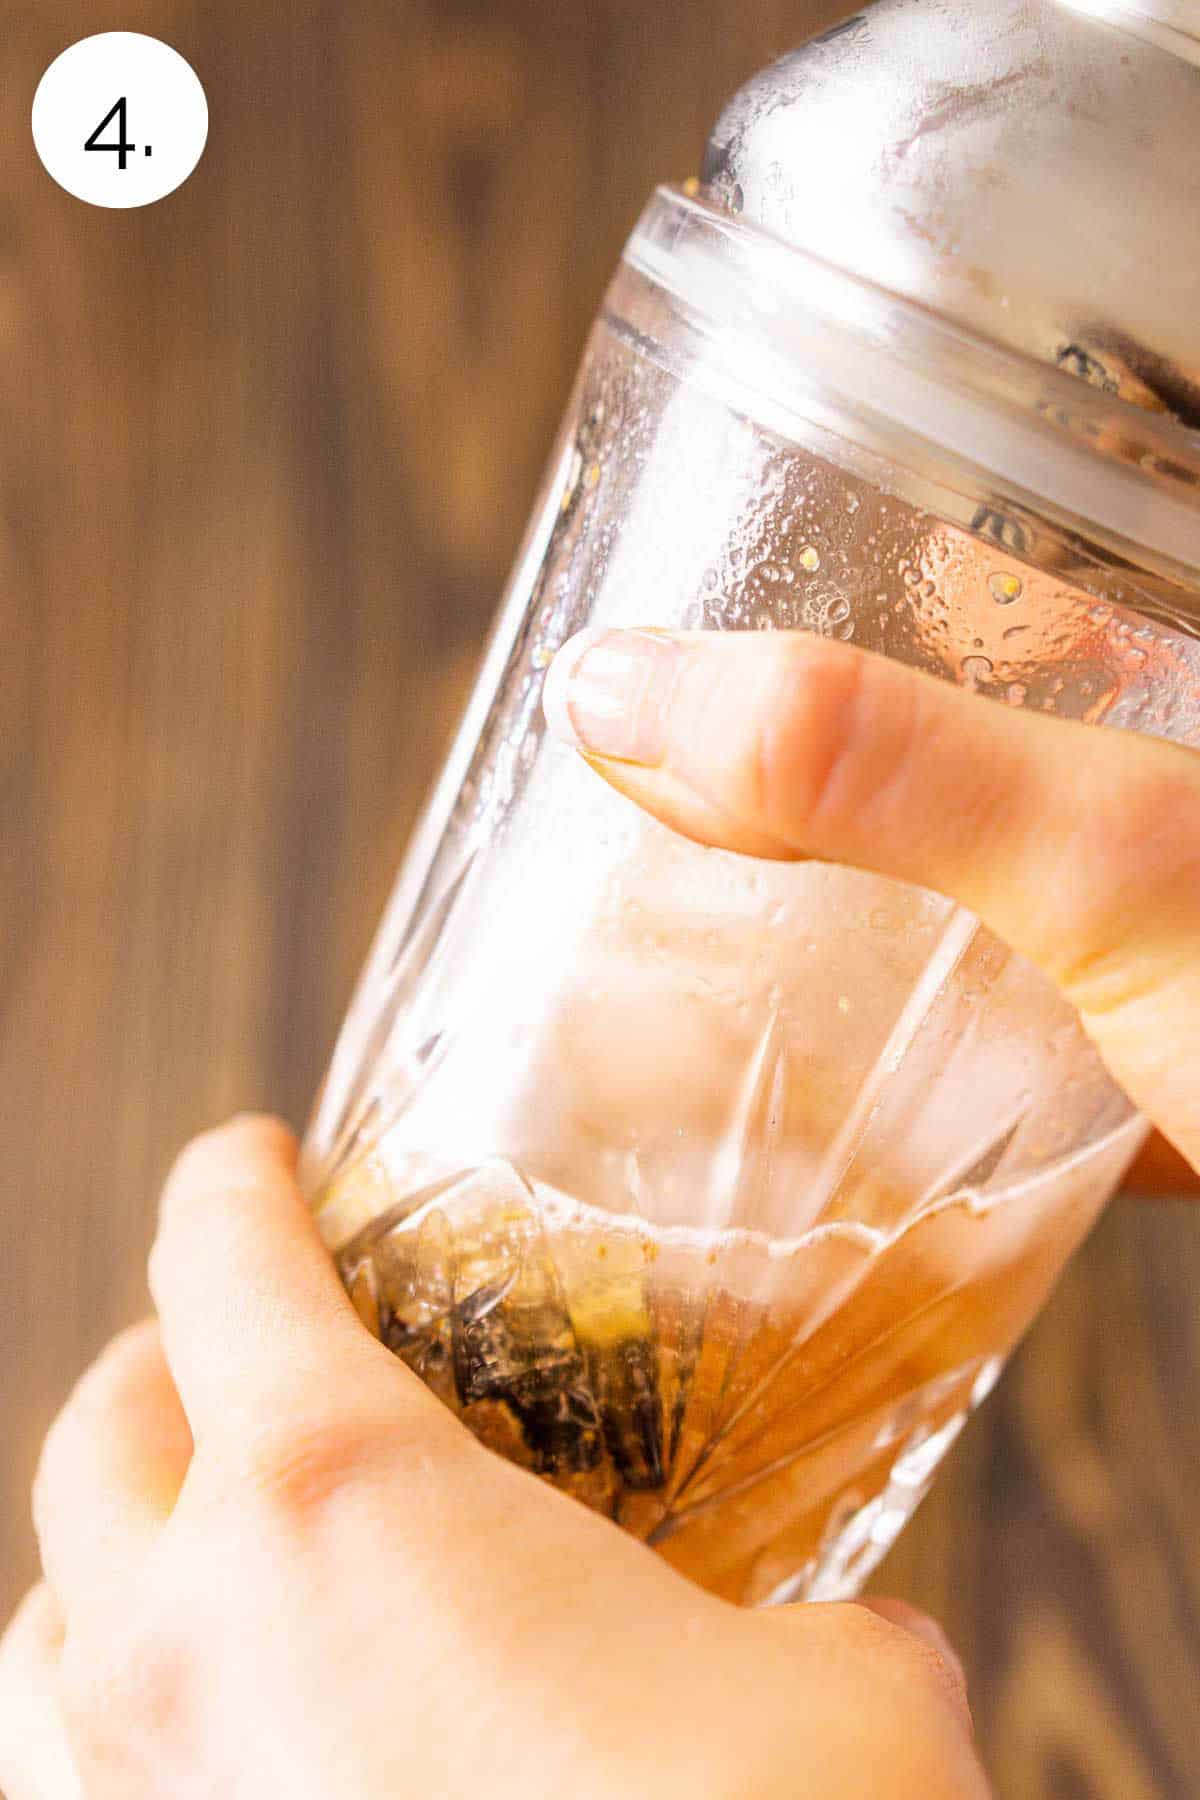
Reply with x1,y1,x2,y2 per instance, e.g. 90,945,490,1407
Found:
302,0,1200,1605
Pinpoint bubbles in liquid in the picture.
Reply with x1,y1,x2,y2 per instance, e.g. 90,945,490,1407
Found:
988,571,1023,605
961,655,994,683
799,545,821,573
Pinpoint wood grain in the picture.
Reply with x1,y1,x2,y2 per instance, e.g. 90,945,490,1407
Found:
1,4,1197,1794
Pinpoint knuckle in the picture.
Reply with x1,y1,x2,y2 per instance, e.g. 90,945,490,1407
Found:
60,1615,184,1752
159,1117,295,1226
32,1401,80,1533
92,1318,160,1385
853,1607,971,1725
237,1411,400,1523
1044,771,1200,1009
754,640,876,845
33,1325,161,1529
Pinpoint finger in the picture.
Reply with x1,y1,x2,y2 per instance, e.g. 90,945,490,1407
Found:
759,1598,985,1792
32,1321,190,1621
0,1585,83,1800
544,628,1200,1172
148,1115,441,1447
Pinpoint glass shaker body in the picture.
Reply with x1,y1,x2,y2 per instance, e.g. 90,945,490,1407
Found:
303,187,1200,1604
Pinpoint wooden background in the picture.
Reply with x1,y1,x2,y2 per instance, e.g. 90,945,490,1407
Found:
2,2,1198,1794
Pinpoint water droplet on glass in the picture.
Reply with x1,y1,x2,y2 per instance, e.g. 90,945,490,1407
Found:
1006,682,1027,706
532,644,553,670
702,567,719,591
730,183,745,214
988,571,1023,605
799,545,821,573
961,655,994,682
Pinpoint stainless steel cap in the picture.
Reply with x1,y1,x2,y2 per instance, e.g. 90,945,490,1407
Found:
702,0,1200,427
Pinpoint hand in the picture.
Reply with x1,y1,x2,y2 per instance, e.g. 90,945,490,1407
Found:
0,1117,987,1800
543,627,1200,1189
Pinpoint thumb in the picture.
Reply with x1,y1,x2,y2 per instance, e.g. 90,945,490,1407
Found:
543,627,1200,1175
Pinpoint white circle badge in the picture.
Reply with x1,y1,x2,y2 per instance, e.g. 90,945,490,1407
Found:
33,33,208,209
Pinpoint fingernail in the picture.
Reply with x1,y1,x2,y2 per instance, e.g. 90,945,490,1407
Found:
542,628,682,766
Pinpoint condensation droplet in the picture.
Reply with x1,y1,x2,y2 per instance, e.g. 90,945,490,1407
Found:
799,545,821,573
961,655,994,682
702,567,719,591
531,644,553,669
1006,682,1027,706
988,571,1023,605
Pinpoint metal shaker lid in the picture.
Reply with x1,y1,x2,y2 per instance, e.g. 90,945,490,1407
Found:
702,0,1200,427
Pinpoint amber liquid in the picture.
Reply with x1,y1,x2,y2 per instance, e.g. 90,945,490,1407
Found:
319,1136,1127,1605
